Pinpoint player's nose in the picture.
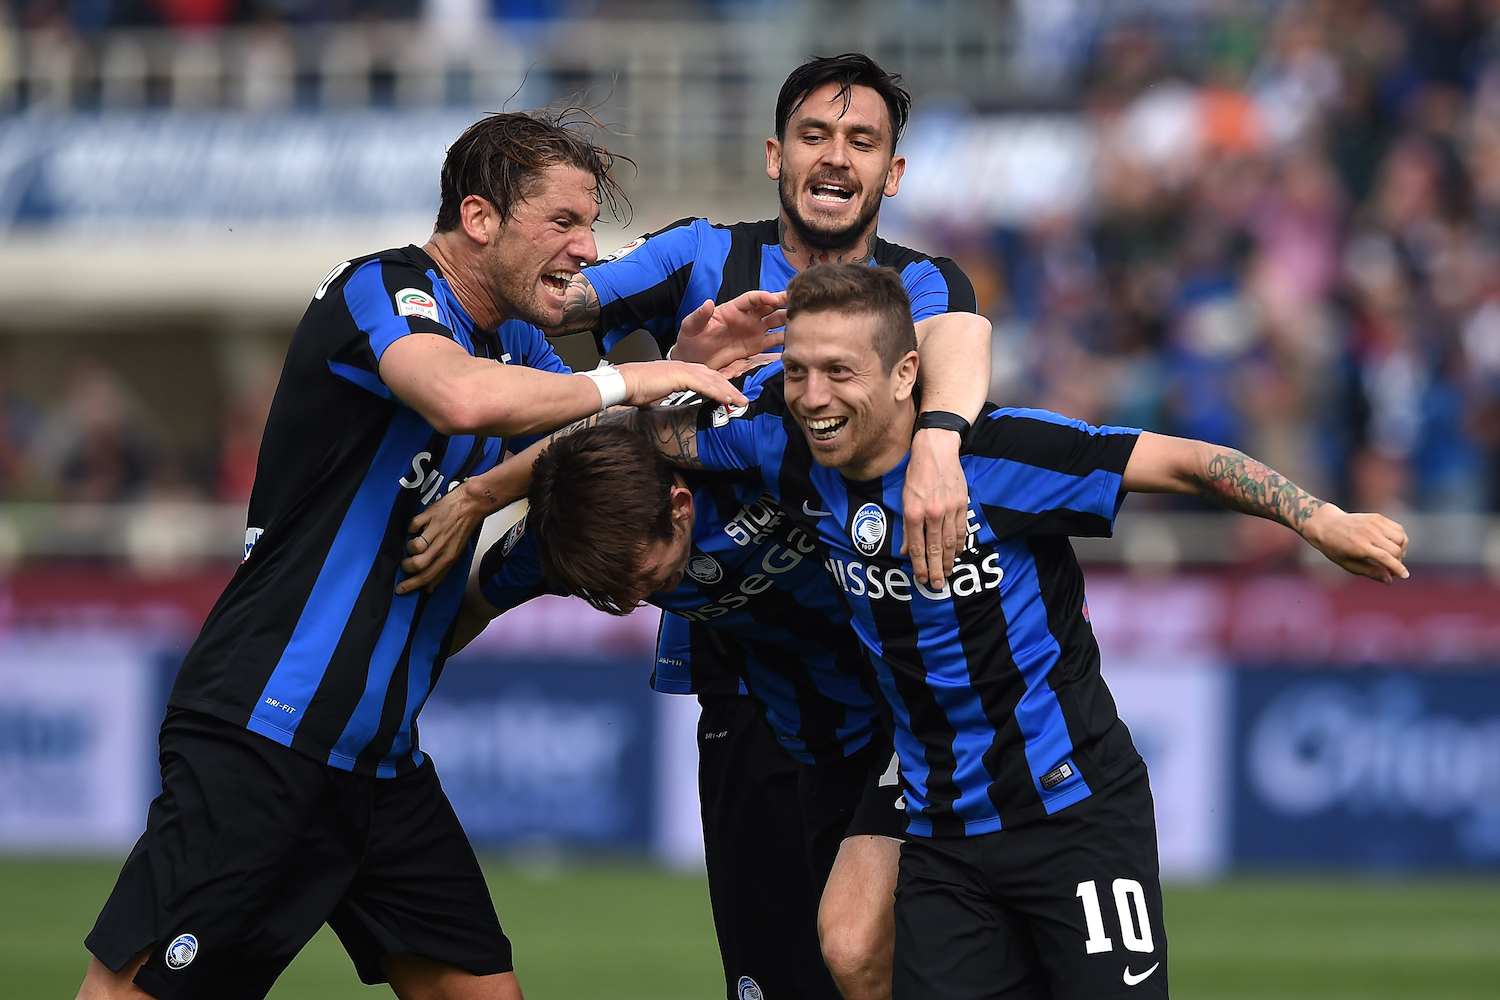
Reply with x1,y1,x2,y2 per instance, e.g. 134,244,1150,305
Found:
573,229,598,265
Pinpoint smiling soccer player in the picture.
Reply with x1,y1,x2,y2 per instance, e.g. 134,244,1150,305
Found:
522,262,1409,1000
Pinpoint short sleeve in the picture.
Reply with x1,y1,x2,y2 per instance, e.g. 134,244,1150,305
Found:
901,256,977,320
966,407,1140,538
583,218,706,352
327,258,457,400
343,259,455,361
692,372,784,476
477,518,556,611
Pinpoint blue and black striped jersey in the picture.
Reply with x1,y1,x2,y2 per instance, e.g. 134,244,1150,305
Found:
475,364,881,765
692,371,1145,836
169,245,568,778
582,218,976,355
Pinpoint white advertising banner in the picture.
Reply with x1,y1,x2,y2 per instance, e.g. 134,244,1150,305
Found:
1101,657,1232,880
0,632,155,850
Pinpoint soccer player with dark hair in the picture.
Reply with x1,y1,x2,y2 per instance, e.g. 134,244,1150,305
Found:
399,54,989,1000
74,111,745,1000
489,262,1410,1000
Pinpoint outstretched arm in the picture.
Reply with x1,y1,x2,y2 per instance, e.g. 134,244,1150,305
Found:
904,312,993,589
1123,432,1410,583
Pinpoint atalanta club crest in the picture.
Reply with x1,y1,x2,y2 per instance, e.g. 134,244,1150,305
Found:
165,933,198,970
852,503,887,555
686,553,722,584
738,977,764,1000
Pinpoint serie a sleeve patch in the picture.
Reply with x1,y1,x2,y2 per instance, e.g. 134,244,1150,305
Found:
394,287,442,322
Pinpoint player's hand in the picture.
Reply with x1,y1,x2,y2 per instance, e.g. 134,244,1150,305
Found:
719,352,781,380
397,477,502,595
617,360,748,408
903,426,969,589
1300,505,1410,584
673,290,788,370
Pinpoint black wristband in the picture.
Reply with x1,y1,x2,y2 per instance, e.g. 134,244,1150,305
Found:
915,410,971,439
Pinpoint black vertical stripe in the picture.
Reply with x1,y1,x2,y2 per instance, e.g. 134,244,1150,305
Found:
836,470,970,836
946,544,1047,823
715,219,776,301
1026,536,1139,788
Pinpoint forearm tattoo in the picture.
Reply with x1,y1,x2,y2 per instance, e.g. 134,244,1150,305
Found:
550,274,601,335
635,408,704,469
1193,449,1326,530
545,406,630,445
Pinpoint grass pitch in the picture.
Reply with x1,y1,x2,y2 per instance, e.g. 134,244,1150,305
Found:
3,857,1498,999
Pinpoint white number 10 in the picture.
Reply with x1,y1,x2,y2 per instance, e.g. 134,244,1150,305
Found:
1075,879,1154,954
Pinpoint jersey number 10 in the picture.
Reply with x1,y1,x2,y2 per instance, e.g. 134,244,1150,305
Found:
1075,879,1154,954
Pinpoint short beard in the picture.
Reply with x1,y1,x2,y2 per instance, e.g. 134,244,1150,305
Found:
779,174,882,254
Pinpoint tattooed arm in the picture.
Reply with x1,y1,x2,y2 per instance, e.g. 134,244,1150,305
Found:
545,274,603,336
1122,432,1410,584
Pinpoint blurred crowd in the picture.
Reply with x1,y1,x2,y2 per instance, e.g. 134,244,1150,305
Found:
907,0,1500,516
0,356,274,503
1,0,743,33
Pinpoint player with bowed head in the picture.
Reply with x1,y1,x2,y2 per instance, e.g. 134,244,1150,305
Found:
75,110,745,1000
486,263,1409,1000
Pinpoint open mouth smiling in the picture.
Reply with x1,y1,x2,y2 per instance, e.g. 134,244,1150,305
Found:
809,181,855,204
540,271,572,297
805,416,848,441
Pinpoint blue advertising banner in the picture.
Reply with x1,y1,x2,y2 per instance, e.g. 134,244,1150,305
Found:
418,653,659,850
1233,668,1500,869
0,112,480,232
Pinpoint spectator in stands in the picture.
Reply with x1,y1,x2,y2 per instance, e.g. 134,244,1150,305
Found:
0,362,42,501
38,357,161,503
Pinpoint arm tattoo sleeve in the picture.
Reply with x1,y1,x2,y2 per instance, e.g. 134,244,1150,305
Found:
634,407,704,469
1192,448,1326,530
548,274,602,335
544,405,632,445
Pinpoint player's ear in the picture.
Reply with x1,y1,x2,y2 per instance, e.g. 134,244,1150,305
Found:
459,194,498,246
884,154,906,198
668,483,694,521
766,137,783,181
892,350,919,401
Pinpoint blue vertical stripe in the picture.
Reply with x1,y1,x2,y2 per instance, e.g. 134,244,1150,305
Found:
900,259,951,320
880,471,1005,834
248,407,435,745
989,534,1092,813
324,588,422,770
382,559,470,774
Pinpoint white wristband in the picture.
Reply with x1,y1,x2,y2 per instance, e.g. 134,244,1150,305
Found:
581,362,628,409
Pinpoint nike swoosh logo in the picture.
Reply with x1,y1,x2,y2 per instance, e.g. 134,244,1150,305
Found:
1123,963,1159,987
802,500,833,517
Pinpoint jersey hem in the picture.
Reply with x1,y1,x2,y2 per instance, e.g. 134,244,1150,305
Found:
165,694,419,778
904,748,1145,839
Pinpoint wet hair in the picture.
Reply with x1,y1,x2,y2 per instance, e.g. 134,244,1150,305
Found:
529,423,677,616
774,53,912,151
785,263,917,371
435,108,627,232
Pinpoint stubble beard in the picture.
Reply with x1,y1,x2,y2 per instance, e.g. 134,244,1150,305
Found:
779,173,883,256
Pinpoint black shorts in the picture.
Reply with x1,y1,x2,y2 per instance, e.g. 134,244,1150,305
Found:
86,709,511,1000
892,764,1166,1000
798,742,907,893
